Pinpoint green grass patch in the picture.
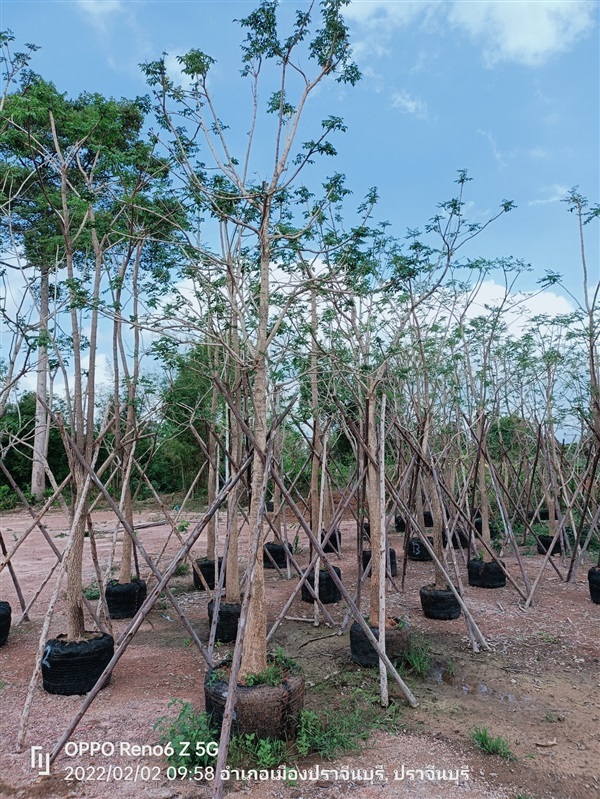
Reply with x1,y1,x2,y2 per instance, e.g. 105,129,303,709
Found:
470,726,515,760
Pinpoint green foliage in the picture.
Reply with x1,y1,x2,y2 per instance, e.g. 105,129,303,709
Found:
174,561,191,577
244,665,283,687
296,706,371,759
154,700,218,770
470,726,515,760
228,733,289,768
0,485,18,510
401,637,431,679
83,580,100,600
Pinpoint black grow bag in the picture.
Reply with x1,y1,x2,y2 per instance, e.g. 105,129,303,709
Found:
362,548,397,577
0,601,11,647
321,528,341,554
207,600,242,642
537,535,562,556
469,560,506,589
467,559,484,587
395,515,406,533
106,580,147,619
588,566,600,605
204,663,305,739
407,537,433,561
42,633,114,695
442,528,469,549
419,584,462,620
480,560,506,588
301,566,342,604
423,511,434,528
350,620,410,667
263,541,292,569
537,508,558,522
193,558,224,590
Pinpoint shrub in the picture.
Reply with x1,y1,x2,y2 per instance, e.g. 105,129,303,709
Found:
0,485,18,510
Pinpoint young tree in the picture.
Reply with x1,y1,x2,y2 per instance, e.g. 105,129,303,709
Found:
142,0,361,677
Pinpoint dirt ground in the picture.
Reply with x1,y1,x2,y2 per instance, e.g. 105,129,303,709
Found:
0,505,599,799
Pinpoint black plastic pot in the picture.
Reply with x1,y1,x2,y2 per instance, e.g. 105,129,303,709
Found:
263,541,292,569
0,601,11,647
395,515,406,533
349,620,410,667
480,560,506,588
423,511,434,528
362,522,371,538
42,633,114,695
207,600,242,642
537,535,562,556
406,537,433,561
467,558,483,587
135,579,147,611
193,557,224,590
468,559,506,588
537,508,558,522
301,566,342,604
265,500,275,512
588,566,600,605
362,548,397,577
419,584,462,620
321,528,341,554
105,579,147,619
442,528,469,549
204,663,305,739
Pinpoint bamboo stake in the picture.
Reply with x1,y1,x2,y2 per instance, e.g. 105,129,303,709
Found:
378,395,388,707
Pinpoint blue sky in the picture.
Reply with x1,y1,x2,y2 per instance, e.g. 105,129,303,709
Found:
1,0,598,312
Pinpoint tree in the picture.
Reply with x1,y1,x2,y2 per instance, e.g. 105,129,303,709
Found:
142,0,361,677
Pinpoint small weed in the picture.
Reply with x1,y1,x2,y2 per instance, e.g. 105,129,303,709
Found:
401,637,431,679
83,580,100,600
544,711,564,723
55,532,67,539
296,706,370,759
177,520,190,533
0,680,6,690
245,664,283,687
536,631,558,644
174,562,191,577
446,658,456,677
182,638,191,647
154,700,217,770
470,726,515,760
244,648,299,687
228,733,288,768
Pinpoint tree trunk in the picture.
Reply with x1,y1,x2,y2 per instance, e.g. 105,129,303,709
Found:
367,390,382,627
31,265,50,502
239,198,271,680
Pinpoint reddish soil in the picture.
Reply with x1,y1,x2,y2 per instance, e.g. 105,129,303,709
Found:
0,505,599,799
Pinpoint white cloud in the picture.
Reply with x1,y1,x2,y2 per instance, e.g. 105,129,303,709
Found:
448,0,596,67
477,129,509,167
528,147,551,161
346,1,431,27
528,184,569,206
76,0,124,30
346,0,597,66
391,90,427,118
